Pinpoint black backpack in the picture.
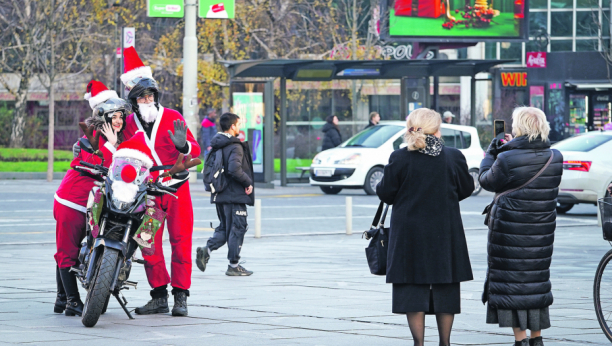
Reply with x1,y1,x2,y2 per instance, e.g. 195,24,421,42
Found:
202,148,228,193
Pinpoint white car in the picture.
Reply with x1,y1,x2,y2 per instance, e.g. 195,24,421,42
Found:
552,132,612,213
309,121,485,195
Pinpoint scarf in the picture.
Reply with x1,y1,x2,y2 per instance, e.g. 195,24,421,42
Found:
418,135,443,156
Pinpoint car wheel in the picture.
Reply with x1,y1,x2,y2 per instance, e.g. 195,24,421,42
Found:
320,186,342,195
556,203,574,214
364,167,384,196
469,169,482,196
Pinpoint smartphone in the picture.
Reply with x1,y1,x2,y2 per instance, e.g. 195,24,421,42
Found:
494,120,506,140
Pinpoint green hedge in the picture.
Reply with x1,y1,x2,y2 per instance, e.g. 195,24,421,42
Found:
0,148,73,161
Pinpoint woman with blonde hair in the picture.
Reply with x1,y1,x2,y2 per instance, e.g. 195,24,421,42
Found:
376,108,475,346
479,107,563,346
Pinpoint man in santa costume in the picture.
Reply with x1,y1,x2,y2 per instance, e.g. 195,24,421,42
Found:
54,81,130,317
120,46,201,317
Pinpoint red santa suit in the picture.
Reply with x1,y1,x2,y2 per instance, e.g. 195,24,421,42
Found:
123,107,201,290
54,136,116,269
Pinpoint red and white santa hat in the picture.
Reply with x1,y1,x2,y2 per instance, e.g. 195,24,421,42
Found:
121,46,153,87
114,131,155,169
84,80,118,109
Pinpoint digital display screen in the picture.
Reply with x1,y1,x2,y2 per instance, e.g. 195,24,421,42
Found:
337,69,381,77
294,69,334,79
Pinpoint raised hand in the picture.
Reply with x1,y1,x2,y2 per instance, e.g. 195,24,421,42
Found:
72,141,81,158
78,122,101,151
168,120,187,149
100,123,118,146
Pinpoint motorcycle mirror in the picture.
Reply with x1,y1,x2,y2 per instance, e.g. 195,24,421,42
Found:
79,137,95,154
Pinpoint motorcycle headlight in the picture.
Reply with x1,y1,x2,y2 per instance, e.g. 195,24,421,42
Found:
112,197,133,210
334,154,361,165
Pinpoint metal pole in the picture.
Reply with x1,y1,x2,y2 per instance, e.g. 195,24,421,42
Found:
346,196,352,235
183,0,199,183
120,27,124,98
264,80,275,184
433,76,439,112
470,75,476,127
114,12,118,91
46,0,55,182
400,77,407,119
280,77,287,186
254,199,261,238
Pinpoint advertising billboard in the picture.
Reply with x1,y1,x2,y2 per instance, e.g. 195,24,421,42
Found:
381,0,529,42
199,0,235,18
233,92,264,173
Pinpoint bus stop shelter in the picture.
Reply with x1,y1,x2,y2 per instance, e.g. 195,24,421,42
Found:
222,59,513,186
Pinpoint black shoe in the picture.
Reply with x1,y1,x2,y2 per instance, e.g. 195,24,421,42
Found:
225,264,253,276
59,267,83,317
195,246,210,272
529,337,544,346
54,266,67,314
515,339,529,346
134,296,169,315
171,291,188,317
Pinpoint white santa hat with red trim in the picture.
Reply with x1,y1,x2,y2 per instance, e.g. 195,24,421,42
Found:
121,46,153,86
114,131,155,169
84,80,118,109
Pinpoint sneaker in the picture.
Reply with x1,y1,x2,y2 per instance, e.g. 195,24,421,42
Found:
171,292,188,317
225,264,253,276
195,246,210,272
134,296,169,315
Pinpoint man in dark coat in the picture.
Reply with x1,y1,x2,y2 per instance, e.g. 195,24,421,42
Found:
200,108,217,158
365,111,380,129
321,115,342,150
195,112,254,276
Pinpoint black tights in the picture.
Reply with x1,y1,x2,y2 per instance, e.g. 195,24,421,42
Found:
406,312,455,346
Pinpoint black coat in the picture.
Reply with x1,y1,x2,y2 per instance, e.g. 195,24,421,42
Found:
321,123,342,150
479,136,563,310
210,133,255,206
365,120,376,129
376,147,475,284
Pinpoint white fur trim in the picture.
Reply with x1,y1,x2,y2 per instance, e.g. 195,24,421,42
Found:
84,92,91,100
104,142,117,154
55,193,87,213
114,148,154,169
111,181,139,204
88,90,119,109
120,66,153,86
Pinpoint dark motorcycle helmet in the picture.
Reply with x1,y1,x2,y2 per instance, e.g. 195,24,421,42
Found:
91,98,132,133
126,77,160,114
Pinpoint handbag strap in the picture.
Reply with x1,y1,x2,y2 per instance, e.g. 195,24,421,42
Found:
493,150,554,203
371,201,384,229
379,205,390,228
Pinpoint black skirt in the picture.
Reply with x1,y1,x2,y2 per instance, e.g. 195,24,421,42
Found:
486,304,551,331
392,283,461,314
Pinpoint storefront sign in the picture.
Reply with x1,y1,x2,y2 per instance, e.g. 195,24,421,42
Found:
526,52,547,68
147,0,184,18
123,28,135,48
233,92,263,173
501,72,527,87
596,95,610,102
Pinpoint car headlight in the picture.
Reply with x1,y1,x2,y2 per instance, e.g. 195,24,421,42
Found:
334,154,362,165
313,154,322,165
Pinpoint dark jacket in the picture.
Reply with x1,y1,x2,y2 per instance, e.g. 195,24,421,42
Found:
376,146,475,284
365,120,376,129
321,123,342,150
479,136,563,310
200,116,217,153
210,133,255,206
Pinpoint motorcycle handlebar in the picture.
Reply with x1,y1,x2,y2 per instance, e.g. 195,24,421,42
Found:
154,183,177,193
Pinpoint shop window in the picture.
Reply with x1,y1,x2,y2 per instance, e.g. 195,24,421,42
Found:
531,0,548,9
526,39,544,52
500,42,522,61
550,39,573,51
551,0,573,8
576,39,599,51
485,42,497,59
529,12,548,36
604,11,610,36
576,11,599,36
606,0,611,8
577,0,599,8
551,12,574,36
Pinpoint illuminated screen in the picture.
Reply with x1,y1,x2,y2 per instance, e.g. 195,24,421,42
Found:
337,69,381,77
294,69,334,79
383,0,529,42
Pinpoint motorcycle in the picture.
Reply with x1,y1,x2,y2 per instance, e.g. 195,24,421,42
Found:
73,135,200,327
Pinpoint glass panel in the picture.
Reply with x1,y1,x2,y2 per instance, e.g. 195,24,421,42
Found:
530,12,548,36
485,42,497,59
526,39,544,52
551,0,573,8
604,11,610,36
593,98,612,130
550,39,573,51
393,136,404,150
440,128,457,148
461,131,472,148
500,42,522,61
342,125,404,148
577,11,600,36
569,94,589,134
576,39,599,50
369,95,401,120
531,0,548,9
551,12,574,36
553,134,612,151
577,0,599,8
605,0,611,8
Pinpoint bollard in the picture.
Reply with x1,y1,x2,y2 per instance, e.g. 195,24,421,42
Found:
254,199,262,238
346,196,352,235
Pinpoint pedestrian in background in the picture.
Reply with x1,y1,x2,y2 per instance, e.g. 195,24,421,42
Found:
376,108,474,346
201,108,218,158
443,111,455,124
365,111,380,129
196,112,255,276
479,107,563,346
321,115,342,150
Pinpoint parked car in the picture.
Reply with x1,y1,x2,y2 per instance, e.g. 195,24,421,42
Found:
309,121,485,195
552,131,612,213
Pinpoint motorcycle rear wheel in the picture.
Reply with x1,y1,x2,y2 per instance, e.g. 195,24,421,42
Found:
82,248,119,327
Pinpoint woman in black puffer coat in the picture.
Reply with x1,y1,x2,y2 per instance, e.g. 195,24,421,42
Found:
479,107,563,346
321,115,342,150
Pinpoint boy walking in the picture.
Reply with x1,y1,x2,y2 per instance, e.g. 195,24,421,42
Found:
196,113,255,276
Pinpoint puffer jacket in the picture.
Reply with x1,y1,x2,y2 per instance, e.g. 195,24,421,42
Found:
321,123,342,150
479,135,563,310
209,132,254,206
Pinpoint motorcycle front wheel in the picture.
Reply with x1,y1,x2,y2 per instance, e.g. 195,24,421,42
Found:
82,248,120,327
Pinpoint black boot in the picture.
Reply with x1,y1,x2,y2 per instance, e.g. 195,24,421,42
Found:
54,266,67,314
515,339,529,346
135,286,169,315
171,288,188,317
529,337,544,346
59,267,83,317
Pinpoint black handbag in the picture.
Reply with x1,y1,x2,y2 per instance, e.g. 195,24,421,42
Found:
363,201,390,276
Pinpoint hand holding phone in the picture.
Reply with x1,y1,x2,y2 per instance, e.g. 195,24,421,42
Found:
494,120,506,140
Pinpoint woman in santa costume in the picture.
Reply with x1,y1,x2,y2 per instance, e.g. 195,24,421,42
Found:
120,47,201,317
53,81,131,317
